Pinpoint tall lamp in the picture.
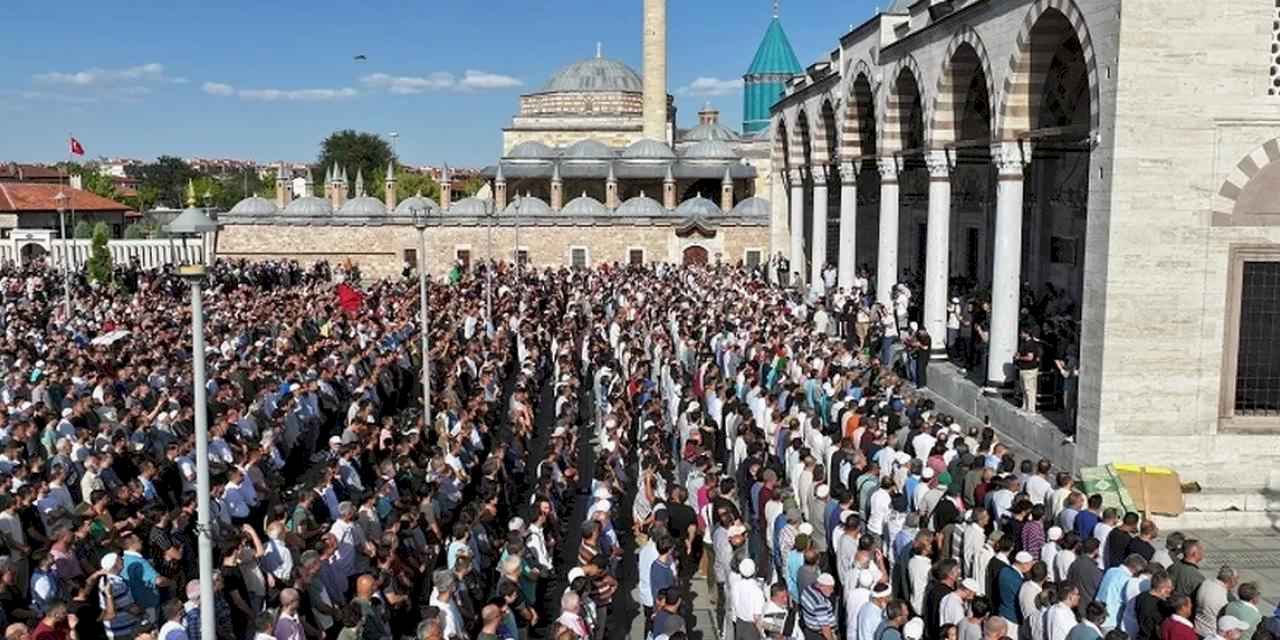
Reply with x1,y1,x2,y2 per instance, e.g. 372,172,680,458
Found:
165,203,218,640
53,191,72,318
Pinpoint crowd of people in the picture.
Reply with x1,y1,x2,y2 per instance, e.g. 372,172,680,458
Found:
0,255,1274,640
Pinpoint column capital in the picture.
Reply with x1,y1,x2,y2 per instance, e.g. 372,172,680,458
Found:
812,165,828,185
877,157,900,182
991,140,1031,177
787,168,804,186
925,149,953,179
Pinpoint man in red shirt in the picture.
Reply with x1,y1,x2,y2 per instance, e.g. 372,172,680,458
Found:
30,602,69,640
1160,594,1197,640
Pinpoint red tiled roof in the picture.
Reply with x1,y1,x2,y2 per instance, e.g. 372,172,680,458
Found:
0,183,132,213
0,163,64,181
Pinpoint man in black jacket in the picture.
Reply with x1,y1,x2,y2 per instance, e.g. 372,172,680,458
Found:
1134,572,1174,640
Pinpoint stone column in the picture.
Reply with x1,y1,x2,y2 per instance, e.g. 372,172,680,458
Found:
788,169,805,286
876,157,900,307
924,149,953,359
986,141,1030,387
810,166,829,288
837,161,858,290
642,0,668,141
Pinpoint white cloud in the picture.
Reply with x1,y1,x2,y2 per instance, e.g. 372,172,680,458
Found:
34,62,169,86
676,76,744,97
202,82,234,96
360,70,523,94
459,70,523,90
360,72,455,94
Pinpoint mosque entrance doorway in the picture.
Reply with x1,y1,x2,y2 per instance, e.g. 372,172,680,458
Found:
682,246,708,265
20,243,48,265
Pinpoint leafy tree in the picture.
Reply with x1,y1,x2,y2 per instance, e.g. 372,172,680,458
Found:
371,168,440,203
123,224,147,240
87,223,112,284
78,170,119,201
128,156,197,208
316,130,396,197
73,221,93,239
458,175,486,197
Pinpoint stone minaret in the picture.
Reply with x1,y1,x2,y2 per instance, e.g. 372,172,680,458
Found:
662,163,676,210
337,166,349,207
605,162,618,209
720,165,734,213
494,163,508,210
642,0,667,142
275,164,289,207
324,165,333,202
438,165,452,210
550,162,564,211
384,161,397,210
354,167,365,198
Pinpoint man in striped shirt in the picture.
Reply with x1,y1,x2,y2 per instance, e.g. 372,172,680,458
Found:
799,573,838,640
98,552,141,640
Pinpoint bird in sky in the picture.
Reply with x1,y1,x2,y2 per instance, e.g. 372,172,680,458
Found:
353,54,367,61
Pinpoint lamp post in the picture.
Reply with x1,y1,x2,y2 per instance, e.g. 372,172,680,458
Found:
484,201,495,321
513,197,521,275
411,206,432,428
53,191,72,318
165,204,218,640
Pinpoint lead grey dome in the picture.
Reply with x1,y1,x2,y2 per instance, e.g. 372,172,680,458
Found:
676,195,721,217
542,57,643,93
622,138,676,162
507,141,558,161
682,122,742,143
338,196,386,217
682,139,739,161
563,139,615,162
562,194,608,216
616,194,666,216
283,196,333,217
504,196,552,216
449,197,490,216
229,196,278,216
394,195,441,217
731,196,771,217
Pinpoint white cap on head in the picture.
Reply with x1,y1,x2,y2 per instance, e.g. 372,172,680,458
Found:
508,517,525,532
728,524,747,537
1047,526,1063,541
568,567,586,583
815,484,830,498
872,583,892,598
922,467,935,480
1014,551,1034,564
1218,617,1250,633
817,573,835,587
739,558,756,578
99,552,119,572
798,523,814,536
904,618,925,640
961,578,981,592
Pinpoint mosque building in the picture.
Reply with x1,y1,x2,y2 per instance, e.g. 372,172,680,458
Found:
217,0,804,278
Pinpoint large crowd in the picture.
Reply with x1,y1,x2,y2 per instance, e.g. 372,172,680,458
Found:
0,255,1273,640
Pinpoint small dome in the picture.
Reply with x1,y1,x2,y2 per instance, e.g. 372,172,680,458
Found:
562,194,608,216
338,196,387,217
542,57,643,93
563,139,615,162
507,141,558,161
394,195,441,217
681,140,739,161
229,196,278,216
675,195,721,218
283,196,333,217
616,194,667,217
449,197,490,216
682,122,742,143
504,196,552,216
731,196,771,217
622,138,676,162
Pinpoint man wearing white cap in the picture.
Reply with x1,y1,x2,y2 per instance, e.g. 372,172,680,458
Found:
733,558,767,640
942,578,980,626
97,552,140,640
996,551,1034,639
799,573,838,640
1212,616,1252,640
1041,526,1063,568
858,583,893,640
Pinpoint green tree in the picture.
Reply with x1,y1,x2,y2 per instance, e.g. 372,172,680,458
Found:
128,156,197,208
73,221,93,239
458,175,486,197
372,168,440,203
87,222,112,284
123,224,147,239
316,130,396,197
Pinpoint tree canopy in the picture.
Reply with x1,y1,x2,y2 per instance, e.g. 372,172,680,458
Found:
316,130,397,197
126,156,197,208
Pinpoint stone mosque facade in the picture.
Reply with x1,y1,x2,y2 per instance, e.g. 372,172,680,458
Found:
769,0,1280,490
218,0,804,281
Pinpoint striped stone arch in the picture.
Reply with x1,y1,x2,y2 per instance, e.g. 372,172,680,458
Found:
1211,137,1280,225
997,0,1101,139
930,25,997,148
772,117,791,172
879,53,928,155
790,108,813,171
840,60,878,160
811,97,839,167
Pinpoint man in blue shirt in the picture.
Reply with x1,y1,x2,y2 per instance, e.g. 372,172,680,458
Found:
649,537,678,606
1074,494,1103,540
998,552,1034,638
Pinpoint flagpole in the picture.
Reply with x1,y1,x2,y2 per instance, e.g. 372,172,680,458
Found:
62,136,73,318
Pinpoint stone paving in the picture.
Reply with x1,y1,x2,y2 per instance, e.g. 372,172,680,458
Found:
1181,527,1280,610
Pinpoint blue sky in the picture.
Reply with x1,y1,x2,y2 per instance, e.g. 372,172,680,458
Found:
0,1,879,167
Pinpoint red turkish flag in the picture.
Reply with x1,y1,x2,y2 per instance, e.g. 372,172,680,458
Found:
69,137,85,156
336,282,365,316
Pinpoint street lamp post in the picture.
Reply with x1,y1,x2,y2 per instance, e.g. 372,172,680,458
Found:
411,207,432,428
166,204,218,640
513,198,521,275
54,191,72,318
485,202,494,321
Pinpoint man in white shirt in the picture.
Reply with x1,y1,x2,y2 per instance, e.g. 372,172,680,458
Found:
1044,585,1081,640
1025,460,1053,506
858,584,892,640
942,578,980,626
733,559,767,638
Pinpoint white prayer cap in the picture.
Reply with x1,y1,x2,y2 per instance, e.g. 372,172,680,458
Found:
904,618,925,640
507,517,525,532
961,578,981,593
1047,526,1063,541
568,567,586,583
815,484,830,499
922,467,935,480
728,524,747,537
590,500,611,515
872,583,892,598
817,573,835,587
99,552,120,572
738,559,756,578
1014,551,1034,564
1218,617,1250,633
798,523,814,536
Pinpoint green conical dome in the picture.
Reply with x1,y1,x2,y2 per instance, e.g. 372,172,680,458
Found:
746,17,803,76
742,17,803,135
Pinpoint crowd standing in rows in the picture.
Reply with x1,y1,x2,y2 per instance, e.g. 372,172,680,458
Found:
0,256,1275,640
